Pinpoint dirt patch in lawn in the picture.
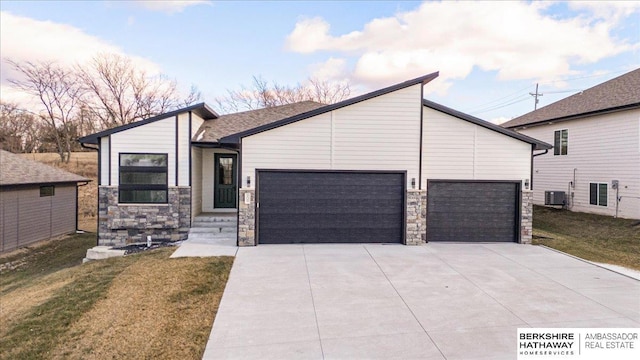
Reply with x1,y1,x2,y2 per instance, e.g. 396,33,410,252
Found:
533,205,640,270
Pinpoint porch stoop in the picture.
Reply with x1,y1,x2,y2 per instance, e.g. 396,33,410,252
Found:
189,213,237,245
170,212,238,257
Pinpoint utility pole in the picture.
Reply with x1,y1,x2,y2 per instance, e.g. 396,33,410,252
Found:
530,83,543,110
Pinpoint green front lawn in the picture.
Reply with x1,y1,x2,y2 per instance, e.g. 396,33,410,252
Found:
0,234,233,360
532,205,640,270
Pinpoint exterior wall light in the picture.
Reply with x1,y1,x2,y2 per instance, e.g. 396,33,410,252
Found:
524,179,530,190
411,178,416,189
247,175,251,187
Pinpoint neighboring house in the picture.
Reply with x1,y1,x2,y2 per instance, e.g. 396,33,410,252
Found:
0,150,89,253
79,72,551,247
502,68,640,219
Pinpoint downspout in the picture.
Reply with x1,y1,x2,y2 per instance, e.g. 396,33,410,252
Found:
81,142,100,245
76,181,91,232
531,148,549,191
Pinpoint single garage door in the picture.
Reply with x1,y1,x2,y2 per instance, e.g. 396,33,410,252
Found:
427,181,519,242
257,170,405,244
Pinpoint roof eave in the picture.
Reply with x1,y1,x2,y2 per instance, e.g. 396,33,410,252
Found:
78,102,218,144
422,99,552,151
218,72,440,143
0,178,91,187
505,103,640,130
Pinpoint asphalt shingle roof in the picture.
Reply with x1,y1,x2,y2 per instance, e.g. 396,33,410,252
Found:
0,150,89,186
193,101,326,142
502,68,640,129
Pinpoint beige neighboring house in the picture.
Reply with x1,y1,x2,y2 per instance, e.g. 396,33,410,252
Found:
0,150,89,253
502,68,640,219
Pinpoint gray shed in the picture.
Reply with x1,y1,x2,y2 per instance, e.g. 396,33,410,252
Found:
0,150,89,253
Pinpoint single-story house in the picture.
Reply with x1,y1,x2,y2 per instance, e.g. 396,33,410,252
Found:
0,150,89,253
502,68,640,219
78,72,551,247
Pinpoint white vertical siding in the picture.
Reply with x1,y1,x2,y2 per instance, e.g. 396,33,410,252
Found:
474,125,531,180
192,113,205,138
242,113,332,188
332,85,422,180
191,147,203,218
517,110,640,219
177,113,190,186
202,149,214,211
241,84,423,188
100,136,110,185
422,106,531,187
109,116,177,186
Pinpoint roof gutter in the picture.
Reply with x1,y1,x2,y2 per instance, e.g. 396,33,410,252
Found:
81,142,99,151
533,149,549,157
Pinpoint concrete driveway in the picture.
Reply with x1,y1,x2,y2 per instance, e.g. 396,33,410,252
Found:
203,243,640,360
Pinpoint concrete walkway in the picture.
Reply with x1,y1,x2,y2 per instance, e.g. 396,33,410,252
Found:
203,243,640,360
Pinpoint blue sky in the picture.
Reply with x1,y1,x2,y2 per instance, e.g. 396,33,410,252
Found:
1,1,638,123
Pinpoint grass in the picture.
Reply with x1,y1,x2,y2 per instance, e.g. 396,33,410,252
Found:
532,205,640,270
0,234,234,360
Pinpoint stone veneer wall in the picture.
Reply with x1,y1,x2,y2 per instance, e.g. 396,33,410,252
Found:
238,188,256,246
406,189,427,245
520,190,533,244
98,186,191,247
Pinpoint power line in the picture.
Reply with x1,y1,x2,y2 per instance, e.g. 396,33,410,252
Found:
463,67,632,114
463,84,532,112
471,96,531,115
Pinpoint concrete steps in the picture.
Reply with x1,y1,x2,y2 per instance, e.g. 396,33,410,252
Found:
187,213,237,245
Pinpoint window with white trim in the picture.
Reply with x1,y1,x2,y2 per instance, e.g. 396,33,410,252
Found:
119,153,168,203
589,182,607,207
554,129,568,155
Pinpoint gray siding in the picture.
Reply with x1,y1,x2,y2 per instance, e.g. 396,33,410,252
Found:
0,190,18,252
0,184,77,253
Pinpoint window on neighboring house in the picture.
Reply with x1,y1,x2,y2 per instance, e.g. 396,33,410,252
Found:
554,129,568,155
119,153,168,203
40,185,55,197
589,182,608,207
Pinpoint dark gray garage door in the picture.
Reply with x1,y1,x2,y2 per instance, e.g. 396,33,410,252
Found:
427,181,519,242
257,171,405,244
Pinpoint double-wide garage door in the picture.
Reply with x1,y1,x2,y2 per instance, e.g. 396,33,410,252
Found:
427,181,519,242
256,171,405,244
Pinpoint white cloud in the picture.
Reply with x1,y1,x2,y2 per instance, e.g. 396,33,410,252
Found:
286,1,639,94
489,116,512,125
310,57,348,81
134,0,211,14
0,11,162,105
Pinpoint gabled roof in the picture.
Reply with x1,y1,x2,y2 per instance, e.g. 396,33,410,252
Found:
423,100,552,151
502,68,640,129
0,150,89,186
78,103,218,144
217,72,439,144
193,101,325,143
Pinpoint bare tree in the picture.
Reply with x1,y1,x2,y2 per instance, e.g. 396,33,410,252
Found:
77,53,202,128
0,101,40,152
7,60,83,162
215,76,351,113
